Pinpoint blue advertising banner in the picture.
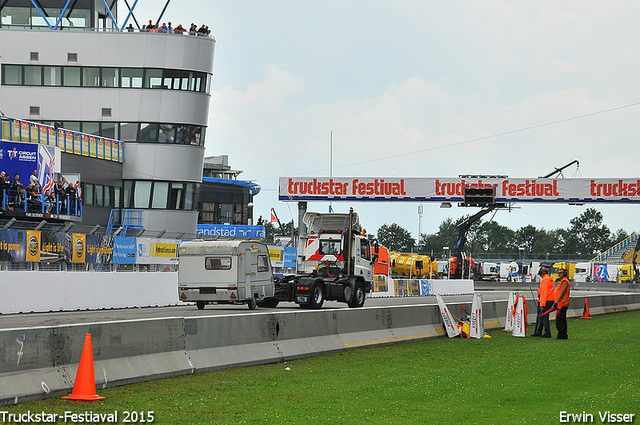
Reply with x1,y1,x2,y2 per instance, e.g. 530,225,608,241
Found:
196,224,266,239
0,141,56,193
113,236,137,264
0,228,26,261
283,246,297,268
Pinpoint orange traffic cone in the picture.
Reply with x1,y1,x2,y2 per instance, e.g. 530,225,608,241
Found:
62,334,105,402
581,298,592,319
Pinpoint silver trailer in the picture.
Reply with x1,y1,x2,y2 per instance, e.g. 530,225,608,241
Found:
178,240,276,310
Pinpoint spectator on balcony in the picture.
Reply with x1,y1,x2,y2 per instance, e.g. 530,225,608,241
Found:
9,174,22,198
43,189,55,214
30,169,39,186
65,181,77,214
54,178,68,211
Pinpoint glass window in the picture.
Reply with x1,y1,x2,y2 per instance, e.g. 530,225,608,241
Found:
84,184,94,206
163,69,182,90
24,65,41,85
102,68,119,87
144,69,163,89
158,124,175,143
123,181,132,208
62,121,81,132
104,186,112,207
257,255,269,272
121,68,143,88
169,183,183,209
320,240,341,256
82,67,100,87
63,67,81,87
194,72,206,92
2,6,30,26
100,122,118,139
43,66,62,86
184,183,196,210
83,122,99,136
205,257,232,270
3,65,22,85
120,123,138,141
114,186,121,208
190,126,203,146
360,239,371,260
152,181,168,208
181,72,189,90
139,123,158,142
95,184,104,207
133,181,151,208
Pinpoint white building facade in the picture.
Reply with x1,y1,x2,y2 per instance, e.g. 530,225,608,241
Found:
0,0,215,236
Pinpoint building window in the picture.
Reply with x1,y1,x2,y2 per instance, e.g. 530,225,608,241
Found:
133,181,152,208
144,69,163,89
63,67,81,87
95,184,104,207
43,66,62,86
2,65,22,85
139,123,159,142
152,182,169,209
158,124,175,143
82,67,100,87
169,183,184,209
121,68,143,88
24,65,41,85
114,186,121,208
102,68,119,87
123,181,133,208
84,184,94,206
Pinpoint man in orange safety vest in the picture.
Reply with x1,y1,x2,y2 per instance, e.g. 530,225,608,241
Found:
553,268,571,340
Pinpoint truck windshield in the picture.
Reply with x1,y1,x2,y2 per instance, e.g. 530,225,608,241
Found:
320,240,341,255
205,257,232,270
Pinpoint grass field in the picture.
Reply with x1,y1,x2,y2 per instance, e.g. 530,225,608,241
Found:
2,310,639,425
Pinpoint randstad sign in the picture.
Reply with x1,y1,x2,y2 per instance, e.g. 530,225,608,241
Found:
279,177,640,203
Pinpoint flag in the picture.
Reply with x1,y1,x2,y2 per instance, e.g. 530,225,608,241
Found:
271,212,278,223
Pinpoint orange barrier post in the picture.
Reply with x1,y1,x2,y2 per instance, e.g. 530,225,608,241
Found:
62,334,106,402
581,298,593,319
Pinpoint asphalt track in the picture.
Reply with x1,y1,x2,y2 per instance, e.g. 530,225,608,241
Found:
0,289,625,331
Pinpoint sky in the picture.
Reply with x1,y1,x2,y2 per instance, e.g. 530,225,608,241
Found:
131,1,640,242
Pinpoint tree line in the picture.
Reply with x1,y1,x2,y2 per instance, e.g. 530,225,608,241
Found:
375,208,631,261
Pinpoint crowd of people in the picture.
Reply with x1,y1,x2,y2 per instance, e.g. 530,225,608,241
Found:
126,20,211,36
0,170,82,215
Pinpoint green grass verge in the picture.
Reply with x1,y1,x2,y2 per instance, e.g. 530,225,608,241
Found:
3,310,639,424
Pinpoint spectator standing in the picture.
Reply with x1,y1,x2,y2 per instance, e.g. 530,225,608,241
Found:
55,178,67,211
553,268,571,340
532,267,555,338
167,22,173,32
65,181,77,214
126,23,134,32
9,173,23,198
30,169,39,186
159,23,168,33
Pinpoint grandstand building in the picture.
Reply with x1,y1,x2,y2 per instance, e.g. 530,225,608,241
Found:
0,0,215,237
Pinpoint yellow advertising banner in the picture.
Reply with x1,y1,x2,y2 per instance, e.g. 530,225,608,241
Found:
268,249,282,262
151,242,177,258
72,233,86,263
25,230,41,262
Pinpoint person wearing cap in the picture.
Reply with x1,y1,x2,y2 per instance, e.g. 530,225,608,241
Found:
553,268,571,339
532,266,555,337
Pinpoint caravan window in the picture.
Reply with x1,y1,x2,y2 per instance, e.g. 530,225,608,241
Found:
205,257,232,270
257,254,269,272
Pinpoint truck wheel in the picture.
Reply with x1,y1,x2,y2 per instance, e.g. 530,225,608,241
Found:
309,280,325,309
348,282,366,308
248,297,257,310
196,301,205,310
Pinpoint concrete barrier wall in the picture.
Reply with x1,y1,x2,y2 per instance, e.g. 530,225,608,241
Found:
0,271,179,314
2,293,639,406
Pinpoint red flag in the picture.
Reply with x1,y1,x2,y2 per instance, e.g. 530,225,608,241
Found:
271,213,278,223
